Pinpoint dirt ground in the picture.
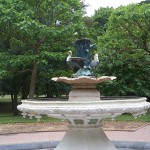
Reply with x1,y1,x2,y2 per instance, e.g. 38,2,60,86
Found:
0,121,149,135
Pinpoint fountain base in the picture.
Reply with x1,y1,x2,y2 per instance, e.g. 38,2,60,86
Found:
17,76,150,150
56,126,116,150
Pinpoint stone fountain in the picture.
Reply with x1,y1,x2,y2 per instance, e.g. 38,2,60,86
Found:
17,39,150,150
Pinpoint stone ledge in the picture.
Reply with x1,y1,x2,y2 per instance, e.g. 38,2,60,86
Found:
114,141,150,149
0,141,150,150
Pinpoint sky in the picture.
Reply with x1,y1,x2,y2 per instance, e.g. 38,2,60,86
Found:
84,0,143,16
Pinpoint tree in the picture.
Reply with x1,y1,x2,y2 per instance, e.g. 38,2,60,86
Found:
83,7,114,55
0,0,87,114
97,4,150,97
84,7,113,41
0,0,86,99
99,4,150,55
92,7,114,38
0,70,31,115
139,0,150,5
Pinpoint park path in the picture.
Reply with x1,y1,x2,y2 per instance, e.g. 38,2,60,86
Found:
0,124,150,146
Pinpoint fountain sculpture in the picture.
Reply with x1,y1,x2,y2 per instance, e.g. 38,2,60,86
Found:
17,39,150,150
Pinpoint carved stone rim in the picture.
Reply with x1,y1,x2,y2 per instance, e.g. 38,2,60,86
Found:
52,76,116,84
17,97,150,121
17,97,150,112
20,97,147,105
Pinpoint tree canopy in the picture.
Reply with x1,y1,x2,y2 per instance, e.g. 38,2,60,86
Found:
97,3,150,97
0,0,86,97
0,0,86,114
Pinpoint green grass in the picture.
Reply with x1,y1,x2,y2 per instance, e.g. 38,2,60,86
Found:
0,95,21,103
0,110,149,124
105,110,150,122
0,113,60,124
0,95,12,103
116,112,150,122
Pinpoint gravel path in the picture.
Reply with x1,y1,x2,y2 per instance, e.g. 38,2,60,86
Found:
0,121,149,135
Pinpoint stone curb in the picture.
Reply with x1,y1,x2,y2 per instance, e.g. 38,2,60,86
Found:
0,141,150,150
113,141,150,149
0,141,58,150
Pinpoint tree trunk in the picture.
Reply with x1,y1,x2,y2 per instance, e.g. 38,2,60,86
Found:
22,77,30,99
46,83,54,98
29,61,38,99
22,86,29,99
11,93,14,111
13,93,19,115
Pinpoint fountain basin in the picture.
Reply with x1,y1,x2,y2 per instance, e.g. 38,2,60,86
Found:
17,97,150,150
17,97,149,121
17,76,150,150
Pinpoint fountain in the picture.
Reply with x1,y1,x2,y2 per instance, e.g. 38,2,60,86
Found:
17,39,150,150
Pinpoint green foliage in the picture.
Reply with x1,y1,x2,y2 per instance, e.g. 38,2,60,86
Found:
92,7,114,36
0,0,86,99
0,0,85,64
84,7,114,43
97,4,150,97
139,0,150,5
100,4,150,54
96,47,150,97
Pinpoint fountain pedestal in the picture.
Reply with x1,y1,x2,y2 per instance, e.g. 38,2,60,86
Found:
53,76,116,102
69,84,100,101
53,76,117,150
56,127,116,150
17,76,150,150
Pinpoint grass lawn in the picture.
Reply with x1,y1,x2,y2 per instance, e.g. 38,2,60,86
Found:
109,110,150,122
0,95,60,124
0,95,21,103
0,110,149,124
0,113,60,124
0,95,12,103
